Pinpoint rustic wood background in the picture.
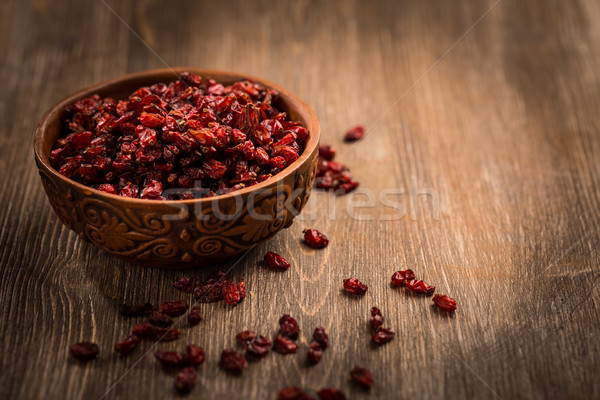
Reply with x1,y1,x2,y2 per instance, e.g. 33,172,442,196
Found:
1,0,599,399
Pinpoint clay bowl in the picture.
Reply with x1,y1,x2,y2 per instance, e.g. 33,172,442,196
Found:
34,68,320,268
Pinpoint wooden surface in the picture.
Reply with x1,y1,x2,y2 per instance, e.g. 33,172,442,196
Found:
1,0,599,399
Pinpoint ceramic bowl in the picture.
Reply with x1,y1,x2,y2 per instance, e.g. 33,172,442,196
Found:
34,68,319,268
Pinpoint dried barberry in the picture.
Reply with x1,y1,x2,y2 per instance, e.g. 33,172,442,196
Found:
222,281,241,305
303,229,329,249
371,328,395,345
155,349,188,367
317,387,347,400
405,279,435,296
391,270,415,287
114,335,139,355
278,387,306,400
149,311,174,327
159,300,189,317
264,251,291,270
274,335,299,354
279,315,300,340
187,306,202,325
131,322,153,338
246,335,272,358
343,278,368,295
120,302,154,317
172,276,201,293
236,330,257,343
237,279,246,302
370,307,384,331
186,344,205,365
344,125,365,142
350,366,374,388
433,294,457,312
174,367,197,394
307,342,323,364
318,145,336,161
221,349,248,372
152,327,181,341
69,342,99,361
312,327,329,349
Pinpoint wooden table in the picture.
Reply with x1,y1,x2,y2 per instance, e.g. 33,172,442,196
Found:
1,0,599,399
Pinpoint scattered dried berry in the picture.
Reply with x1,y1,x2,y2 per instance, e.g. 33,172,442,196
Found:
222,281,241,305
131,322,154,338
273,335,299,354
307,342,323,364
151,327,181,341
343,278,368,295
159,300,189,317
69,342,99,361
120,302,154,317
279,315,300,340
433,294,457,312
236,330,257,343
114,335,139,355
318,145,336,161
317,387,347,400
369,307,384,331
344,125,365,142
405,279,435,296
278,387,306,400
312,327,329,349
264,251,291,270
371,328,395,345
237,279,246,302
187,306,202,325
391,269,415,287
172,276,201,293
303,229,329,249
221,349,248,372
186,344,205,365
155,349,188,367
149,311,174,327
246,335,272,358
174,367,197,394
350,366,374,388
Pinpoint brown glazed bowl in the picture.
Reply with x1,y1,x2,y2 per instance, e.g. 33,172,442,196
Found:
34,68,319,268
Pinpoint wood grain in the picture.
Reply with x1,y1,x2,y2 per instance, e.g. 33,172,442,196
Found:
1,0,599,399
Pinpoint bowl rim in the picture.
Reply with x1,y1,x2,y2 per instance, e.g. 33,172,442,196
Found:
34,67,320,204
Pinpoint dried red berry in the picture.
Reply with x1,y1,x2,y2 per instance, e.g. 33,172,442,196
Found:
149,311,173,327
222,281,241,305
405,279,435,296
370,307,384,331
391,270,415,287
114,335,139,355
151,327,180,341
371,328,395,345
264,251,291,270
343,278,368,295
237,279,246,302
318,145,336,161
350,366,374,388
159,300,189,317
317,387,347,400
433,294,457,312
303,229,329,249
236,330,257,343
278,387,305,400
186,344,205,365
174,367,197,394
155,349,187,367
246,335,272,358
120,302,154,316
221,349,248,372
131,322,153,338
172,276,201,293
307,342,323,364
279,315,300,340
69,342,99,361
273,335,299,354
187,306,202,325
312,327,328,349
344,125,365,142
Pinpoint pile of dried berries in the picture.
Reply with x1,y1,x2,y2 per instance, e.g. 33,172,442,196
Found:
391,269,457,311
172,270,246,306
315,145,359,194
50,72,309,199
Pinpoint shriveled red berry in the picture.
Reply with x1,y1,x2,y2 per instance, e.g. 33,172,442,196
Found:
172,276,201,293
344,125,365,142
317,387,347,400
371,328,395,345
69,342,99,361
120,302,154,317
187,306,203,325
370,307,384,331
318,145,336,161
391,270,415,287
149,311,173,327
236,330,257,343
222,281,241,305
278,386,305,400
279,315,300,339
155,349,187,367
151,327,180,341
350,366,374,388
131,322,153,338
114,335,139,355
159,300,189,317
221,349,248,372
303,229,329,249
186,344,205,365
174,367,197,394
343,278,368,295
246,335,272,358
274,335,299,354
312,327,328,349
433,294,457,312
405,279,435,296
264,251,291,270
237,279,246,302
307,342,323,364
